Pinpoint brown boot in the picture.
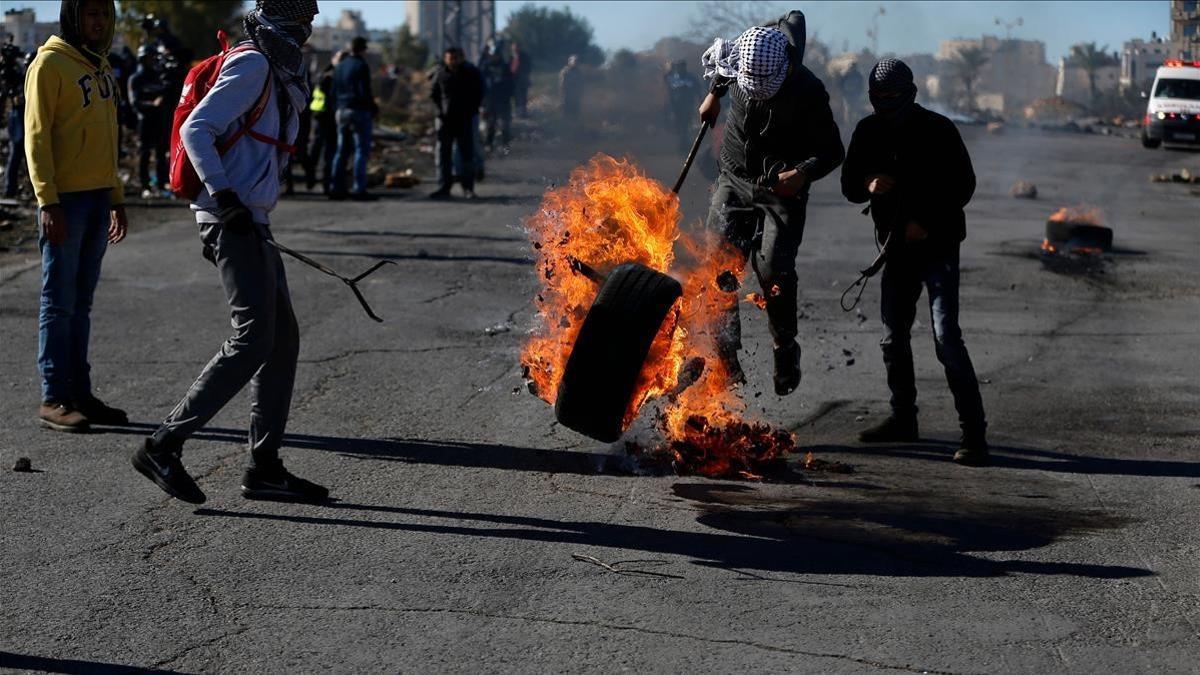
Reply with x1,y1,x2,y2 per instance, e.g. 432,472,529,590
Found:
38,401,90,433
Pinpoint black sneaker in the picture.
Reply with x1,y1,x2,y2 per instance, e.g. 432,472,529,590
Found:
953,432,990,467
428,188,452,200
858,414,919,443
773,340,801,396
74,393,128,426
350,191,379,202
242,464,329,503
130,439,206,504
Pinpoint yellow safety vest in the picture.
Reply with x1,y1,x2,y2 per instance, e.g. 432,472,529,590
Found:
310,87,326,113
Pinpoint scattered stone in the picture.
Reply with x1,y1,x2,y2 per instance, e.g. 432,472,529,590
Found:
484,323,512,336
841,348,853,357
854,415,865,422
845,358,855,366
1010,181,1038,199
986,122,1005,135
12,457,32,472
384,169,421,189
1151,168,1199,184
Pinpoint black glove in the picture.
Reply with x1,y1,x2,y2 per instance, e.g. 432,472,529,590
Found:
213,190,253,235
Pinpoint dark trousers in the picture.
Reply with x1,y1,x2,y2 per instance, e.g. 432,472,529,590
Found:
485,96,512,147
310,114,337,192
514,82,529,117
705,171,806,353
436,116,475,191
136,115,168,191
4,107,24,196
879,244,986,433
155,221,299,466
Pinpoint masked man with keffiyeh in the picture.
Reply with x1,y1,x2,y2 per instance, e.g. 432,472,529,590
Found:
132,0,331,504
840,58,989,467
699,11,844,397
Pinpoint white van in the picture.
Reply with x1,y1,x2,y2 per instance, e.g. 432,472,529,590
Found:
1142,60,1200,148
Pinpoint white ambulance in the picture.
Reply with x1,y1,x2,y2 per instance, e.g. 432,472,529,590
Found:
1142,59,1200,148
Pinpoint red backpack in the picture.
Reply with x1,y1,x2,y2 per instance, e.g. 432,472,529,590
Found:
169,31,295,201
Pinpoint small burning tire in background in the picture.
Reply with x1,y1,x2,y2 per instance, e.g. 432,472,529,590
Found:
555,263,683,442
1045,220,1113,252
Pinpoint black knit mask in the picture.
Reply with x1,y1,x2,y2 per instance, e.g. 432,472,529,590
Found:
869,58,917,124
244,0,317,79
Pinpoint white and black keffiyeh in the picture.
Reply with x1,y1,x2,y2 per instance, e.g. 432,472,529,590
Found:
701,26,789,101
244,0,317,89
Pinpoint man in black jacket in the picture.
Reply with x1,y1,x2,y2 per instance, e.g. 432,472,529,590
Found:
840,58,988,466
430,47,483,199
128,44,168,198
331,36,378,200
699,11,844,396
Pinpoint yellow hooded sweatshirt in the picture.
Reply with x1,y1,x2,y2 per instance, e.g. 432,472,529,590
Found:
23,34,125,207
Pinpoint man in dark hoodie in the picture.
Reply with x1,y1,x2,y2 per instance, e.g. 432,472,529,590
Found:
698,11,844,396
840,58,988,466
429,46,483,199
24,0,129,432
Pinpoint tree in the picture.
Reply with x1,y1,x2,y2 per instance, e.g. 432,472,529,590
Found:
686,0,788,41
501,4,604,71
949,45,988,112
1068,42,1118,107
392,23,429,70
117,0,243,60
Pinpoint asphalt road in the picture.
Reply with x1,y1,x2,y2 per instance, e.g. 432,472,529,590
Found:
1,123,1198,674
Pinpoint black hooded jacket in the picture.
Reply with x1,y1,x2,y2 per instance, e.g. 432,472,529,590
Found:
59,0,115,68
840,104,975,245
709,11,844,188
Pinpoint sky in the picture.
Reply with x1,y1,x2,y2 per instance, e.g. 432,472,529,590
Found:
9,1,1172,64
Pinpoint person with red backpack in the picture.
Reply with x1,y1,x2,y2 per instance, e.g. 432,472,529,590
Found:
131,0,327,505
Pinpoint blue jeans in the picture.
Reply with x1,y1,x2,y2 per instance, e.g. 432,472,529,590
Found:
879,245,986,433
5,107,24,197
332,108,372,194
38,189,111,403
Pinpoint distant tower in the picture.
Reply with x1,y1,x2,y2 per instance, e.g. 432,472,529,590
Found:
406,0,496,64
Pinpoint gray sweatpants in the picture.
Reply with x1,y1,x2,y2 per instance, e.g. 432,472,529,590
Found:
153,220,299,467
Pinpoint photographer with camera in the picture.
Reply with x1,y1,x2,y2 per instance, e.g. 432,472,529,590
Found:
1,37,29,198
128,43,169,198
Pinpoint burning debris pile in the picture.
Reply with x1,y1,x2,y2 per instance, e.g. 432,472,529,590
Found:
521,154,796,479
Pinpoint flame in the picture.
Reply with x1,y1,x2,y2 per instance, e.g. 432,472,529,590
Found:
522,154,795,478
1048,204,1104,225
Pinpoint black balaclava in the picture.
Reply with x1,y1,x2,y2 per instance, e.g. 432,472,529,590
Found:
244,0,318,86
868,58,917,125
59,0,116,67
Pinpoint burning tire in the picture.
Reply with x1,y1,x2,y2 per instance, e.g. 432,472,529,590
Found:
555,263,683,442
1045,220,1113,252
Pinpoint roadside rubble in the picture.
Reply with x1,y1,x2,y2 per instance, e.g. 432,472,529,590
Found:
1150,168,1199,184
1011,181,1038,199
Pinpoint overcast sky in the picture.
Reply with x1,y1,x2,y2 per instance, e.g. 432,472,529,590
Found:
10,1,1172,63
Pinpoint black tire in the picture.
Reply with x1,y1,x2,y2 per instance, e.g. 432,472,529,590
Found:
1141,133,1161,149
555,263,683,442
1045,221,1113,251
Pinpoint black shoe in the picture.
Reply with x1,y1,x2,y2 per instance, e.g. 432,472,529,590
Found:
242,464,329,503
130,438,206,504
953,432,990,467
74,393,128,426
327,191,348,201
858,414,919,443
350,191,379,202
462,189,477,200
773,340,801,396
428,188,452,199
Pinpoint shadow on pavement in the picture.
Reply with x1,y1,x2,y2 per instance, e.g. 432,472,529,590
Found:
811,442,1200,478
192,480,1151,579
104,424,1200,479
289,228,525,243
0,651,183,674
292,249,532,266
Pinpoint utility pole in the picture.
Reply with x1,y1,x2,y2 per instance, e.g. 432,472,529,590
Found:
994,16,1023,40
866,5,886,56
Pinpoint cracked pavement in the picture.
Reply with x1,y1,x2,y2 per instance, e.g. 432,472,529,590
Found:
1,126,1198,673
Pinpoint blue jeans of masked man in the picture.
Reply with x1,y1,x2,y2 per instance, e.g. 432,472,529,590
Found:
879,243,986,435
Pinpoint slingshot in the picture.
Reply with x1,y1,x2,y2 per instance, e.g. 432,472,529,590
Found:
263,239,395,323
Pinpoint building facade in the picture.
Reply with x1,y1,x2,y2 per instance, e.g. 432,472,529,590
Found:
934,36,1057,115
406,0,495,64
1121,34,1182,92
1172,0,1199,59
2,8,57,52
310,9,393,54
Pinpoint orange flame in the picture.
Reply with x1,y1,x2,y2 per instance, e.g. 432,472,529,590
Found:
1048,204,1104,225
522,154,795,478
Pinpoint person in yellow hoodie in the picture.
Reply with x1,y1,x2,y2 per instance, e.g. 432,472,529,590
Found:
25,0,129,432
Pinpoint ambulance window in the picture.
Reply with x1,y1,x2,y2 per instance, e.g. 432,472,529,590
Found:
1154,78,1200,99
